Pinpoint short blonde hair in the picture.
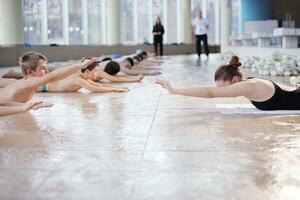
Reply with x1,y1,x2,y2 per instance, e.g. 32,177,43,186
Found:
19,51,47,74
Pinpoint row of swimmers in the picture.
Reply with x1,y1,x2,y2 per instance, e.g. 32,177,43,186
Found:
1,53,300,117
0,50,162,116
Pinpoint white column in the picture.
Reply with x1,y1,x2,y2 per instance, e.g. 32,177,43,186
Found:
215,0,220,44
106,0,121,45
220,0,232,50
41,0,48,44
202,0,207,17
101,0,106,44
163,0,168,42
133,0,138,43
63,0,69,45
0,0,24,45
149,1,153,42
82,0,88,44
178,0,192,44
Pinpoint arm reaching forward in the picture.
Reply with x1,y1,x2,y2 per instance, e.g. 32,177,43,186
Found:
76,77,129,93
24,59,97,89
155,79,255,98
99,70,144,83
0,101,52,117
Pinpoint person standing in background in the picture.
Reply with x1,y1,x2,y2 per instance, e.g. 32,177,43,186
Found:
153,17,165,56
192,11,209,61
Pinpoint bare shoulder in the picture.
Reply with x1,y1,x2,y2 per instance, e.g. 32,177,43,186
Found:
74,74,87,84
245,78,274,87
9,78,31,89
228,80,258,89
211,81,258,98
0,78,30,94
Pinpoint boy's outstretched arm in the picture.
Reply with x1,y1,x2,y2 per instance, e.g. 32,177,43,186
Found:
99,71,143,83
0,101,48,117
24,59,96,89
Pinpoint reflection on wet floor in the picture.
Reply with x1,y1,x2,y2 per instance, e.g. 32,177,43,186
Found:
0,54,300,200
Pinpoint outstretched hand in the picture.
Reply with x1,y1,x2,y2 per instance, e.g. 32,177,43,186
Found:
22,101,43,112
116,88,129,92
155,79,173,92
22,101,53,112
32,102,53,110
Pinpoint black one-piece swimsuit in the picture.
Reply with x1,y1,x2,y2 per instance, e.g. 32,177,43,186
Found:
249,79,300,110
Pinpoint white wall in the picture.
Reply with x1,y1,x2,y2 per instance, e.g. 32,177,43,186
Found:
0,0,24,45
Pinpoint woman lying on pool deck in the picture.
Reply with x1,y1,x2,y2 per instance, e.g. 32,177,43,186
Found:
156,55,300,110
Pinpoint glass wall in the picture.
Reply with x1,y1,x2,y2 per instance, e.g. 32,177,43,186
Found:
153,0,163,22
206,0,216,43
137,0,150,43
23,0,43,44
47,0,64,44
22,0,220,45
231,0,241,37
166,0,178,44
68,0,83,44
121,0,134,44
121,0,179,44
191,0,203,18
87,0,104,44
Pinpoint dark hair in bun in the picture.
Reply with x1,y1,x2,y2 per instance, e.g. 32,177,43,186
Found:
81,61,99,73
214,55,243,81
229,55,241,68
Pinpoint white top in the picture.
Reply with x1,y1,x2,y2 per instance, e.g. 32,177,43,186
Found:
99,60,110,69
192,18,208,35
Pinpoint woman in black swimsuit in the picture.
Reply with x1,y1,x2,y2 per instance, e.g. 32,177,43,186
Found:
156,56,300,110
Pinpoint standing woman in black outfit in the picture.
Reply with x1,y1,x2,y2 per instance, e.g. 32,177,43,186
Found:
153,17,165,56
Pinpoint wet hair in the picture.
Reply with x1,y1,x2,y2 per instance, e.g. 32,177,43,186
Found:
141,51,148,57
81,61,99,73
19,51,47,75
81,57,92,62
214,55,242,81
137,54,144,61
133,56,141,62
80,57,99,73
124,57,134,67
101,57,113,62
104,61,121,75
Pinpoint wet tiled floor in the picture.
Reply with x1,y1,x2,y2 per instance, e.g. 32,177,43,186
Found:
0,55,300,200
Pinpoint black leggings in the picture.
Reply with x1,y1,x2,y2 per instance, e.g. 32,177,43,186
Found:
196,34,209,57
154,39,163,56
